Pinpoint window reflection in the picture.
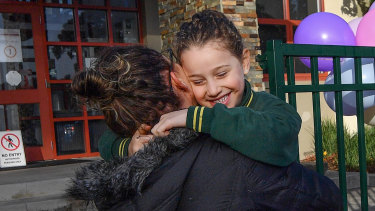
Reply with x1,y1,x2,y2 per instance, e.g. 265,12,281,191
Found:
44,0,73,4
289,0,318,20
45,8,75,42
51,83,82,118
0,104,42,146
55,121,85,155
82,46,105,69
87,106,103,116
78,0,105,6
256,0,283,19
48,46,78,80
79,10,108,42
258,24,286,74
112,11,139,43
0,13,37,90
6,0,37,2
110,0,137,8
258,24,286,53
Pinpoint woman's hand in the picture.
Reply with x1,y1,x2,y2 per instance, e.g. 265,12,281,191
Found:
128,124,153,156
151,109,188,137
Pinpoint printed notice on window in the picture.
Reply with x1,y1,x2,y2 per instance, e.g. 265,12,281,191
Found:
0,29,23,62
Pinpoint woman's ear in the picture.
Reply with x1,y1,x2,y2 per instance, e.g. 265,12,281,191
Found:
242,49,251,75
170,63,190,91
170,63,197,108
170,71,189,91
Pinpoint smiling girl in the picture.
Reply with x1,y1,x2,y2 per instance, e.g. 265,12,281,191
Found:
151,10,302,166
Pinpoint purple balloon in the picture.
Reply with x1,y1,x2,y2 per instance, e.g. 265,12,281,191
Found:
294,12,356,72
370,2,375,11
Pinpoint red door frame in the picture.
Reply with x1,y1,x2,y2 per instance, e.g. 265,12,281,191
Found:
43,0,143,160
0,0,143,161
0,4,54,161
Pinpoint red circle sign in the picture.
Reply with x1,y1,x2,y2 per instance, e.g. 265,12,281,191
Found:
4,45,17,58
1,133,20,151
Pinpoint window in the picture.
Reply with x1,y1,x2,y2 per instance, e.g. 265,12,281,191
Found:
79,9,108,42
257,0,322,73
0,104,42,146
44,0,141,155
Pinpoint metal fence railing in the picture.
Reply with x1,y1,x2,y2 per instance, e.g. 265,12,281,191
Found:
258,40,375,211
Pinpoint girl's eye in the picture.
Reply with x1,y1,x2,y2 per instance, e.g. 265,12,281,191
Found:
217,72,227,77
192,80,204,85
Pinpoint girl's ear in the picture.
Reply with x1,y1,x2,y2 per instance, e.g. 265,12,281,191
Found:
242,49,250,75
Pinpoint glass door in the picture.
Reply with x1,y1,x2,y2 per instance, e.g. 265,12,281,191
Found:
0,5,53,161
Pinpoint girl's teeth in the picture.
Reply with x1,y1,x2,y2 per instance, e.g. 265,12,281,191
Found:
214,95,228,103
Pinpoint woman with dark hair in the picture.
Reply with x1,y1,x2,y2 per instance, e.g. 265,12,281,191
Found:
68,45,342,210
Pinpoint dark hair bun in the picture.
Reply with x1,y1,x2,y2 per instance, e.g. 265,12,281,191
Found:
71,70,114,107
71,46,180,137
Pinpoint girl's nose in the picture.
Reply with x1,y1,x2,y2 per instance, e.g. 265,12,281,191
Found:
206,81,221,97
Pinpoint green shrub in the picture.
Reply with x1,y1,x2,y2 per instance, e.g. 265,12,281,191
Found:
320,119,375,172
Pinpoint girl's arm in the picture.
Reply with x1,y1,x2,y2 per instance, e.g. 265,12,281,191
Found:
185,91,301,166
99,125,152,161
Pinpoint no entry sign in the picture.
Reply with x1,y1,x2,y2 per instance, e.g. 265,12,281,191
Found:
0,130,26,168
1,133,20,151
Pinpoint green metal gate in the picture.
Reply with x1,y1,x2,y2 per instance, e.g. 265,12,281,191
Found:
258,40,375,210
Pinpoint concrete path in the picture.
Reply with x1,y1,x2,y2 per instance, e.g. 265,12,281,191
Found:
347,187,375,210
0,158,98,210
0,159,374,210
326,170,375,210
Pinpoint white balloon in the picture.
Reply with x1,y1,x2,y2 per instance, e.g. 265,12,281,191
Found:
348,17,362,36
324,58,375,116
364,105,375,126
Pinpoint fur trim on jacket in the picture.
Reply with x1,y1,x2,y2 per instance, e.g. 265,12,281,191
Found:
67,128,198,208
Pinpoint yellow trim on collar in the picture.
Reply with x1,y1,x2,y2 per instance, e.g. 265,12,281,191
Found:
245,91,254,107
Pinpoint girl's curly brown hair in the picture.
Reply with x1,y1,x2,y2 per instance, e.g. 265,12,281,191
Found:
72,46,179,137
175,10,244,61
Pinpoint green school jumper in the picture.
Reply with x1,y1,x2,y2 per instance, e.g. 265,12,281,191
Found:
99,80,301,166
98,130,130,161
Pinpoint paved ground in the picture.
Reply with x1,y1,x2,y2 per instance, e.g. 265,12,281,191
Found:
347,187,375,210
0,158,374,210
0,158,99,211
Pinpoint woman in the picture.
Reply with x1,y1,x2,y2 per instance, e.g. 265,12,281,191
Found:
68,45,342,210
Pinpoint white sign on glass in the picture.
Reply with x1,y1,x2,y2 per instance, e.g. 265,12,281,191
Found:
5,71,22,86
0,29,23,62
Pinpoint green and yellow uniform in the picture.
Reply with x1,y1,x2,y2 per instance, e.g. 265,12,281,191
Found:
186,80,301,166
98,130,130,161
99,80,301,166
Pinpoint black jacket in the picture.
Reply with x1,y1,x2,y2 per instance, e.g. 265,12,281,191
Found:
68,128,342,211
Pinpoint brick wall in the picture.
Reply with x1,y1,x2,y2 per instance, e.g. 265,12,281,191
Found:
158,0,263,90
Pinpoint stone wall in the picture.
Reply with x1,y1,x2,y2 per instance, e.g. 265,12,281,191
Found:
158,0,263,90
